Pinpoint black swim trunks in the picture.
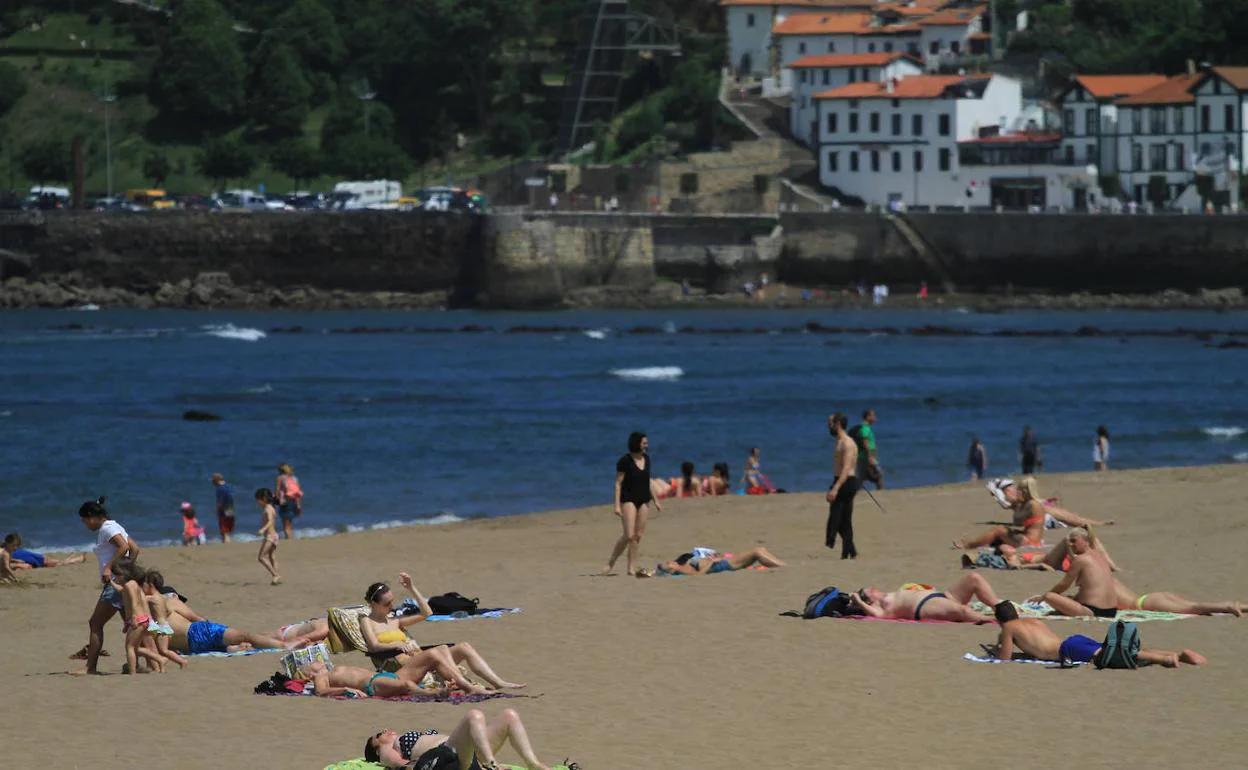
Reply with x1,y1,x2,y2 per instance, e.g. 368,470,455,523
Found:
914,592,948,621
1079,601,1117,619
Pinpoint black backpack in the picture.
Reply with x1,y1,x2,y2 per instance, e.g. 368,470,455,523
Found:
412,743,460,770
428,592,480,616
802,586,862,619
1094,620,1141,670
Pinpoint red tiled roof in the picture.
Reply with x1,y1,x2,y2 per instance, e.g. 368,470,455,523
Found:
1072,75,1168,100
958,132,1062,144
876,4,933,17
858,23,921,35
1209,66,1248,91
787,52,920,68
773,12,873,34
1114,73,1201,106
968,31,992,40
916,8,980,26
814,73,990,99
721,0,874,6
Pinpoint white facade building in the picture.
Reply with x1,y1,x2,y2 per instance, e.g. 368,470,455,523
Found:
721,0,877,79
916,8,983,68
813,74,1096,208
772,12,873,92
788,53,922,146
1056,75,1167,175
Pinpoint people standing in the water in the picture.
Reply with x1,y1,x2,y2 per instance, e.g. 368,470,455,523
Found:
212,473,235,543
275,463,303,540
968,437,987,481
603,431,659,576
1019,426,1041,475
1094,426,1111,472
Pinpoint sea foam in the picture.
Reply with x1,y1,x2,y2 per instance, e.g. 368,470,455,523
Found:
609,366,684,381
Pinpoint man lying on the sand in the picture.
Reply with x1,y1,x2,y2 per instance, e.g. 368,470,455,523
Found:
1036,528,1120,618
162,605,312,654
987,601,1206,667
635,545,786,577
847,573,1000,623
297,660,466,698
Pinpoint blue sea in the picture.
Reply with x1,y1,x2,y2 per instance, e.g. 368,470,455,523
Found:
1,307,1245,551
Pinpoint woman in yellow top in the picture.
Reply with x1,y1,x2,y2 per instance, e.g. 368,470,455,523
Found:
359,572,525,690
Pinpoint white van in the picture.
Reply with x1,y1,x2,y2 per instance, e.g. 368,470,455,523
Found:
332,180,402,210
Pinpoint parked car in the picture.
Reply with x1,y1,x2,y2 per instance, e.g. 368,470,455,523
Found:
418,186,472,213
216,190,268,211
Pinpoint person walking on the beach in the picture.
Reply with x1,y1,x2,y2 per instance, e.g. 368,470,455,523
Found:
826,413,860,559
70,497,141,674
255,489,282,585
1093,426,1110,471
604,431,659,576
274,463,303,540
1019,426,1041,474
852,409,884,489
968,437,987,481
212,473,235,542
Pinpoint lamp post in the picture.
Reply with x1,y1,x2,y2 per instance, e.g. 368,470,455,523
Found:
350,79,377,138
98,86,117,199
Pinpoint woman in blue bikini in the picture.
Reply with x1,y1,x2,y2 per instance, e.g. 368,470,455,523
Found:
365,708,557,770
637,545,786,577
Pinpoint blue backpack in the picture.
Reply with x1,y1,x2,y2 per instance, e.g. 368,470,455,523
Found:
1094,620,1141,669
802,586,861,619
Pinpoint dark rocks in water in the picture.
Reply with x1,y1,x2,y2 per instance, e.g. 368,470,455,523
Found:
182,410,222,422
1214,340,1248,349
922,396,940,407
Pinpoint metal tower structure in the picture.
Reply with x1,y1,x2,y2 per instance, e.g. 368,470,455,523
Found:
555,0,682,157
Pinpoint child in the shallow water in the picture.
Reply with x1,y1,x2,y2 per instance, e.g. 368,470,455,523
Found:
180,503,206,546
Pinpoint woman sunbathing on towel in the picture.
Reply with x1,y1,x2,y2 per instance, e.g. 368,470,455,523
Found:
365,709,556,770
636,546,785,577
299,660,459,698
360,573,524,690
955,478,1113,551
650,461,704,500
1112,581,1243,617
847,573,1001,623
988,477,1113,528
960,526,1121,572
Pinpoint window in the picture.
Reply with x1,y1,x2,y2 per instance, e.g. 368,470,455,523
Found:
867,42,876,53
1064,145,1074,164
1085,108,1098,135
849,69,857,83
827,41,835,53
891,113,901,135
929,41,939,55
1201,105,1210,132
884,42,894,53
913,150,923,171
1063,109,1075,136
891,99,900,108
861,68,870,82
1132,143,1142,171
1176,145,1186,170
870,150,880,171
1174,107,1185,133
950,40,960,55
850,152,859,171
800,71,808,85
912,114,923,136
907,42,919,55
800,96,807,109
870,112,880,132
1087,143,1097,165
892,151,901,171
799,42,807,54
938,114,951,136
746,12,755,27
1213,78,1222,95
1132,108,1142,134
1150,143,1167,171
849,113,859,133
826,113,838,133
828,151,839,172
1225,104,1235,131
822,70,831,86
938,147,951,171
1150,107,1166,134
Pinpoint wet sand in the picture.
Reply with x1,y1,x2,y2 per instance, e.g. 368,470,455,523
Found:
3,464,1246,769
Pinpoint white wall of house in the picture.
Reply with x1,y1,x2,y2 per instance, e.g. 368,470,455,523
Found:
726,6,779,78
1058,86,1120,173
919,19,978,66
789,58,922,146
776,32,862,91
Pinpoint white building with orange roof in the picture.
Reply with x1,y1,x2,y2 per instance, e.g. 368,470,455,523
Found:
916,6,985,67
813,73,1097,208
771,12,876,91
1055,74,1167,174
721,0,880,79
788,52,922,146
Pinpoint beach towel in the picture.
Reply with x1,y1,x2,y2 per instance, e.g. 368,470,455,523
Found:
325,762,573,770
968,600,1188,622
261,687,526,704
425,607,521,622
186,647,281,658
963,652,1085,667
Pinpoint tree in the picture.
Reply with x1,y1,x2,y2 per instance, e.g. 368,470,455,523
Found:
197,136,256,189
329,134,410,180
0,61,27,119
142,151,171,188
21,136,69,186
320,91,396,154
269,139,323,189
271,0,344,75
617,102,665,156
152,0,247,127
248,43,312,136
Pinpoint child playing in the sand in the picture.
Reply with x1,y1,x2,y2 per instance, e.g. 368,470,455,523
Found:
180,503,206,546
255,489,281,585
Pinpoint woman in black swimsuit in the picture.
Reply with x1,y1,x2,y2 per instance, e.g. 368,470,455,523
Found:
603,431,661,576
365,708,556,769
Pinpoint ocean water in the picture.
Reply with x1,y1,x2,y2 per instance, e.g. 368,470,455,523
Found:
1,307,1246,551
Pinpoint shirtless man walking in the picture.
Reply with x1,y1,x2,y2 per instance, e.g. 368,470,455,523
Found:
988,601,1207,667
1039,528,1120,618
848,573,1000,623
826,413,860,559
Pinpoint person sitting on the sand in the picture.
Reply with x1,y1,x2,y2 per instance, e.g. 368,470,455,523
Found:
1112,580,1244,617
651,461,704,500
961,526,1121,572
702,462,731,496
638,545,786,577
298,660,454,699
3,532,87,571
847,573,1001,623
1036,528,1119,618
987,601,1207,667
365,709,556,770
359,574,524,691
988,478,1113,528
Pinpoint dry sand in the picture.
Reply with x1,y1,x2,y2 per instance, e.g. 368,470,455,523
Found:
3,465,1247,769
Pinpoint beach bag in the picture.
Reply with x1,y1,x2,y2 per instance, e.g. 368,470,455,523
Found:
280,641,332,679
428,592,479,616
1094,620,1141,670
802,586,860,619
412,743,460,770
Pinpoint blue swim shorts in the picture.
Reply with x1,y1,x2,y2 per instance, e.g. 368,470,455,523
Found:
186,621,230,654
1059,634,1102,664
99,582,124,610
709,559,734,574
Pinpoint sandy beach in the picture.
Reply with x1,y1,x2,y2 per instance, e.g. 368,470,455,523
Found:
3,464,1246,769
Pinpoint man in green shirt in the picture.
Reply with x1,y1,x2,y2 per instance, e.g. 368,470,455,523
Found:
855,409,884,489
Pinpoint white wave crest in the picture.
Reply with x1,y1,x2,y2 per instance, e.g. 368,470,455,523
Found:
203,324,267,342
1202,426,1245,439
246,384,273,394
70,303,100,311
610,366,684,381
1233,452,1248,463
0,410,10,417
584,328,610,340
